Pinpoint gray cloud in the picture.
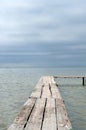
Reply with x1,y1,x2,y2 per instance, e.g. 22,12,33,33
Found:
0,0,86,44
0,0,86,67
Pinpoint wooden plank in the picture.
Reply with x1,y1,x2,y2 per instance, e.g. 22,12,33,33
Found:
50,83,62,99
30,77,44,98
42,84,52,98
30,85,43,98
54,76,86,78
30,76,53,98
46,76,62,99
8,98,36,130
42,76,50,84
41,76,52,98
49,76,56,84
56,98,72,130
42,98,57,130
25,98,46,130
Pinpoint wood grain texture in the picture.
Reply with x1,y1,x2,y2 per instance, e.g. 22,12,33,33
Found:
42,98,57,130
56,98,72,130
8,98,36,130
30,77,44,98
8,76,72,130
25,98,46,130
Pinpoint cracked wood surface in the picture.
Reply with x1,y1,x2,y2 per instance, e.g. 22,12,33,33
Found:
8,76,72,130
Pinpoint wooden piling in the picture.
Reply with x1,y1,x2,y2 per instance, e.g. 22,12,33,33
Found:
82,77,85,86
8,76,72,130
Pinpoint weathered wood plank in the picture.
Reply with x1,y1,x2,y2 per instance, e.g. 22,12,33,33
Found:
8,98,36,130
30,76,52,98
42,84,52,98
42,76,50,84
46,76,62,99
25,98,46,130
8,76,72,130
51,76,56,84
30,85,43,98
54,76,86,78
30,77,44,98
56,98,72,130
51,83,62,99
41,76,52,98
42,98,57,130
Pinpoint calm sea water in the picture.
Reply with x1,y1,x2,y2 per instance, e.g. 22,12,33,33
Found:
0,67,86,130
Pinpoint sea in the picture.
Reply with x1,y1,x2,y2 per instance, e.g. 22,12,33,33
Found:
0,65,86,130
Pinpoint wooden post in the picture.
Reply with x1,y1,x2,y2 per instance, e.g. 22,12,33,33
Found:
82,77,85,86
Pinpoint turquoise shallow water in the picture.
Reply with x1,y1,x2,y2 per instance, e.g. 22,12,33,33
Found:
0,67,86,130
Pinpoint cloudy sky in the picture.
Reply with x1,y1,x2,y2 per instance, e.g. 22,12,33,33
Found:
0,0,86,67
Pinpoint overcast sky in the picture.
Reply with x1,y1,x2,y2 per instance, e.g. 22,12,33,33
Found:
0,0,86,67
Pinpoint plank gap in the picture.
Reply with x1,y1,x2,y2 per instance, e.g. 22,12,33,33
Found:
40,85,44,98
40,98,47,130
49,83,52,97
23,99,37,129
55,99,58,130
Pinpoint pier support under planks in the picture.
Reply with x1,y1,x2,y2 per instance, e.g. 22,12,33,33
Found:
82,77,85,86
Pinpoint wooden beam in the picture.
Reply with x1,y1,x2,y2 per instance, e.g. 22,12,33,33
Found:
54,76,86,78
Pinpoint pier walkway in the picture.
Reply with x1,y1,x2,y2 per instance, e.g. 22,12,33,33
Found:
8,76,72,130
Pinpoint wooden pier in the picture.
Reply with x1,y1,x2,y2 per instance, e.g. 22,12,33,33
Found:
8,76,72,130
54,76,86,86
